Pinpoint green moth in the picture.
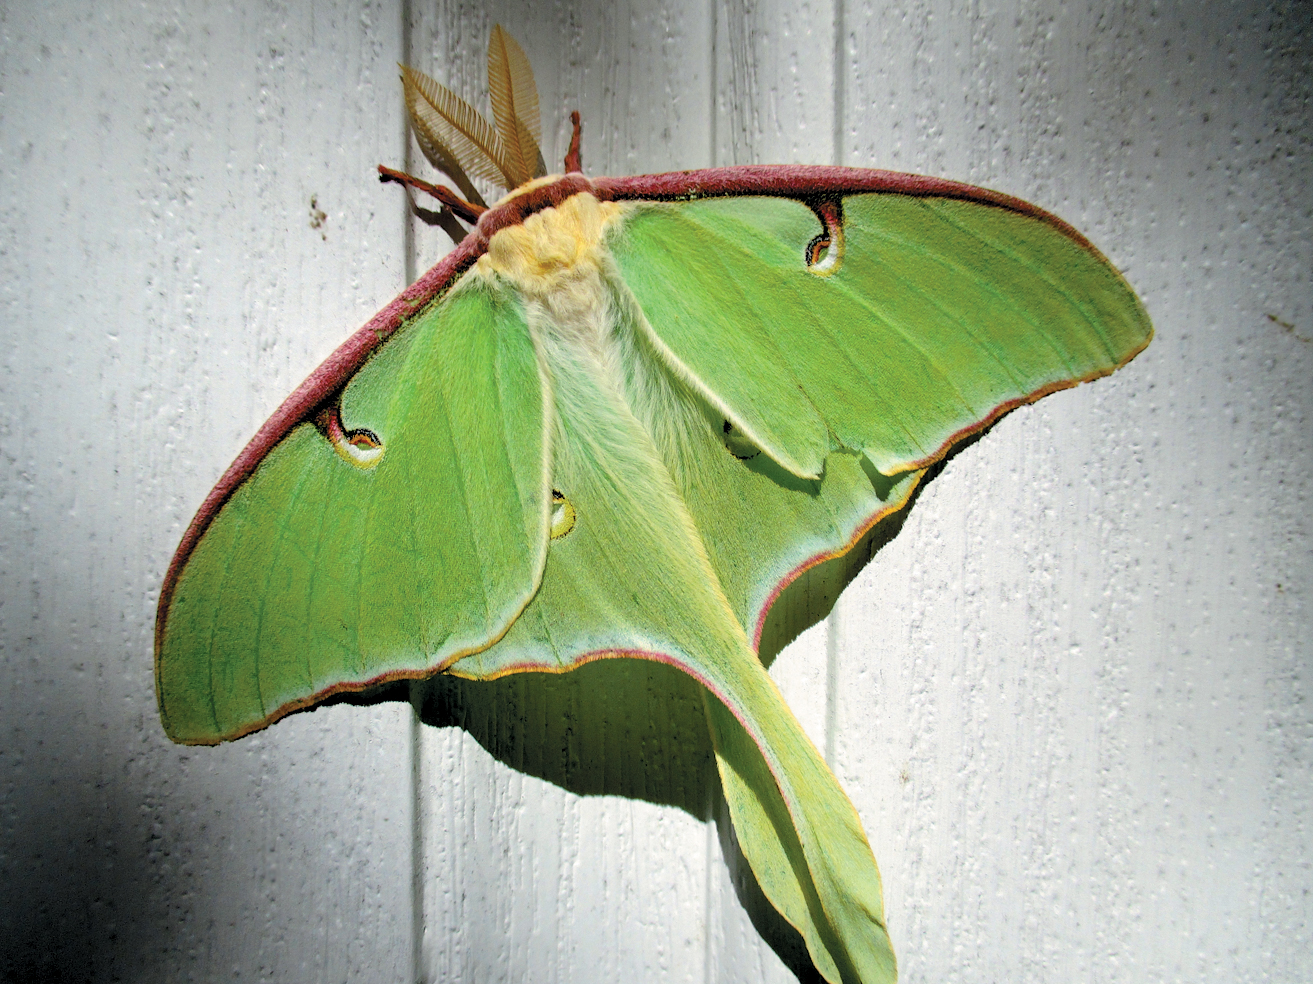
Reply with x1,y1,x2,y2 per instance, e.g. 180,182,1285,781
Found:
156,27,1151,984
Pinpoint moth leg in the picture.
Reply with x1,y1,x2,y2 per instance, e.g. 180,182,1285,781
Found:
564,110,583,173
410,202,470,246
377,164,486,223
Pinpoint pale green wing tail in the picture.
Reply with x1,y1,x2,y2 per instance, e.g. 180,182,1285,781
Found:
450,329,896,982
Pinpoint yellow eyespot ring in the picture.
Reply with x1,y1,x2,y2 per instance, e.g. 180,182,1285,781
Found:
550,489,577,539
321,407,385,469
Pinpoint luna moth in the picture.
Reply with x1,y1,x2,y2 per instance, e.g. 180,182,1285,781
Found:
155,26,1152,984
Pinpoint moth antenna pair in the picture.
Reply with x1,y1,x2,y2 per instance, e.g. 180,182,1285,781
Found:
383,25,583,237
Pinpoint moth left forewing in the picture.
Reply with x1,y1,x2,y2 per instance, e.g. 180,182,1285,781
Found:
156,278,552,744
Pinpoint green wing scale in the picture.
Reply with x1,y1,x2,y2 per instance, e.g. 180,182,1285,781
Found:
156,168,1151,982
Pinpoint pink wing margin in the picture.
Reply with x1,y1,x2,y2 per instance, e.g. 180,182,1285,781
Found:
156,165,1126,654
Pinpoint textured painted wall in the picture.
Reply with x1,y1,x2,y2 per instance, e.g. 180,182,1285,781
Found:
0,3,415,979
1,1,1308,982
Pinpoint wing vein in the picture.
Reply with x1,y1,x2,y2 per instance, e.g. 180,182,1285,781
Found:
882,201,1083,376
682,209,961,458
924,199,1121,363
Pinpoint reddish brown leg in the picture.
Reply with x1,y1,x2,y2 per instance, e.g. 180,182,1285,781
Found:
377,165,486,223
564,111,583,173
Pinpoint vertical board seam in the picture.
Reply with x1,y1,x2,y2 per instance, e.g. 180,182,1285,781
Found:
825,598,840,766
401,0,417,290
833,0,845,166
705,5,719,981
410,688,425,983
709,0,719,168
399,3,423,981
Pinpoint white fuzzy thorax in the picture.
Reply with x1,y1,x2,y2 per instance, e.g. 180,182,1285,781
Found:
473,193,713,492
475,193,625,383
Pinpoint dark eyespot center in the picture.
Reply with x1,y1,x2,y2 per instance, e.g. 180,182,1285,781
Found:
348,429,381,450
721,419,759,460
